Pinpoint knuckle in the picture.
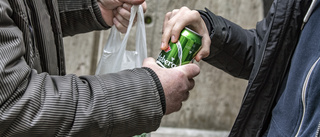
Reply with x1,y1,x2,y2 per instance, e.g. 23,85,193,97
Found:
118,8,126,16
114,21,120,27
120,29,127,33
123,3,131,10
183,91,190,101
176,71,185,78
172,9,179,13
190,10,200,17
165,12,172,17
186,91,190,98
116,6,122,12
167,20,174,25
181,6,189,11
115,24,123,32
190,82,195,90
176,103,183,111
172,27,181,34
202,49,210,57
115,14,123,22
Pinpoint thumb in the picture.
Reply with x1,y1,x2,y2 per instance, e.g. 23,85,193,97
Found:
120,0,145,5
142,57,156,67
178,64,200,79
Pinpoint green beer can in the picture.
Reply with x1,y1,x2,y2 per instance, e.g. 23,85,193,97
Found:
156,27,202,68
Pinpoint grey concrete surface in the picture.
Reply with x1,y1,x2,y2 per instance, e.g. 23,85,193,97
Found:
150,127,229,137
63,0,263,131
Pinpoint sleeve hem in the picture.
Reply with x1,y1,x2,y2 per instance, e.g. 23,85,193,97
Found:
142,67,166,115
92,0,110,29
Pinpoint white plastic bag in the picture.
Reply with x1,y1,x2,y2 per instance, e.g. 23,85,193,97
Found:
95,5,147,74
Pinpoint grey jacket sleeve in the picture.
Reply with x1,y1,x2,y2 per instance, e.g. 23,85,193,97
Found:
57,0,110,36
0,1,164,136
199,8,270,80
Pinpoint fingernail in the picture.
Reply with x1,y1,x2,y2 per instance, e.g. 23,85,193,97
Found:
171,35,176,42
161,42,165,49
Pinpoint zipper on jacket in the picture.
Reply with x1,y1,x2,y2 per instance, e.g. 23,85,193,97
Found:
301,0,318,30
294,56,320,137
316,122,320,137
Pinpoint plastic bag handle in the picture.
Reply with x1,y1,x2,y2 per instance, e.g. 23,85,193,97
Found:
135,6,147,66
116,5,147,70
95,5,147,74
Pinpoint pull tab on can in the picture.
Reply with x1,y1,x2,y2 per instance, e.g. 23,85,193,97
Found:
177,41,183,66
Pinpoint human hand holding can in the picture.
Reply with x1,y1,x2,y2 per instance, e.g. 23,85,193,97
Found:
156,27,202,68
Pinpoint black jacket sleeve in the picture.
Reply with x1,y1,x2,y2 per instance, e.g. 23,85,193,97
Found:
199,8,269,80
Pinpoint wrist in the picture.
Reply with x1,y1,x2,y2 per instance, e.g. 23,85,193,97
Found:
142,67,166,115
98,2,113,26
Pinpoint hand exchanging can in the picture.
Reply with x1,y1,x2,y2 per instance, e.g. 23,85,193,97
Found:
156,27,202,68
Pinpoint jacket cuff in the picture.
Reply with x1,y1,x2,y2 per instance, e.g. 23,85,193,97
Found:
198,8,228,60
92,0,110,28
198,8,214,39
142,67,166,115
91,68,164,135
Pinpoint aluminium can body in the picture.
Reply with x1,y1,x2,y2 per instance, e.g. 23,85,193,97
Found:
156,27,202,68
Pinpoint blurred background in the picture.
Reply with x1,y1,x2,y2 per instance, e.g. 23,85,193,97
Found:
63,0,272,136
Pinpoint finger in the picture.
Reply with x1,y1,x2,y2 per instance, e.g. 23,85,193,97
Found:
100,8,114,26
162,7,194,45
161,11,173,50
179,63,200,79
195,33,211,61
118,3,138,26
182,91,190,101
144,57,156,63
176,102,183,112
165,102,182,115
113,8,130,27
120,0,145,5
170,9,180,19
188,79,195,90
141,1,147,13
194,18,211,61
122,3,132,11
117,6,131,22
142,57,156,67
122,1,146,13
182,10,203,32
166,9,186,43
113,17,127,33
170,9,199,43
98,0,123,10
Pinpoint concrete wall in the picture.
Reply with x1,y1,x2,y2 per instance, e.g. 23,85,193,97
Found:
63,0,263,132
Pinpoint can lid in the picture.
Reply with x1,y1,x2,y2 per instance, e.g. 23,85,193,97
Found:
184,27,202,38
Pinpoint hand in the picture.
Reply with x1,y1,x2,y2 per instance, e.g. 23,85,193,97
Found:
112,2,147,33
142,57,200,115
161,6,211,62
98,0,147,33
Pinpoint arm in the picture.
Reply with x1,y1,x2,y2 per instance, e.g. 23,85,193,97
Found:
0,1,198,136
58,0,110,36
199,8,267,79
58,0,147,36
0,4,162,135
161,7,270,80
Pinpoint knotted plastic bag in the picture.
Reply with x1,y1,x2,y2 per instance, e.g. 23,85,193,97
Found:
95,5,147,74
